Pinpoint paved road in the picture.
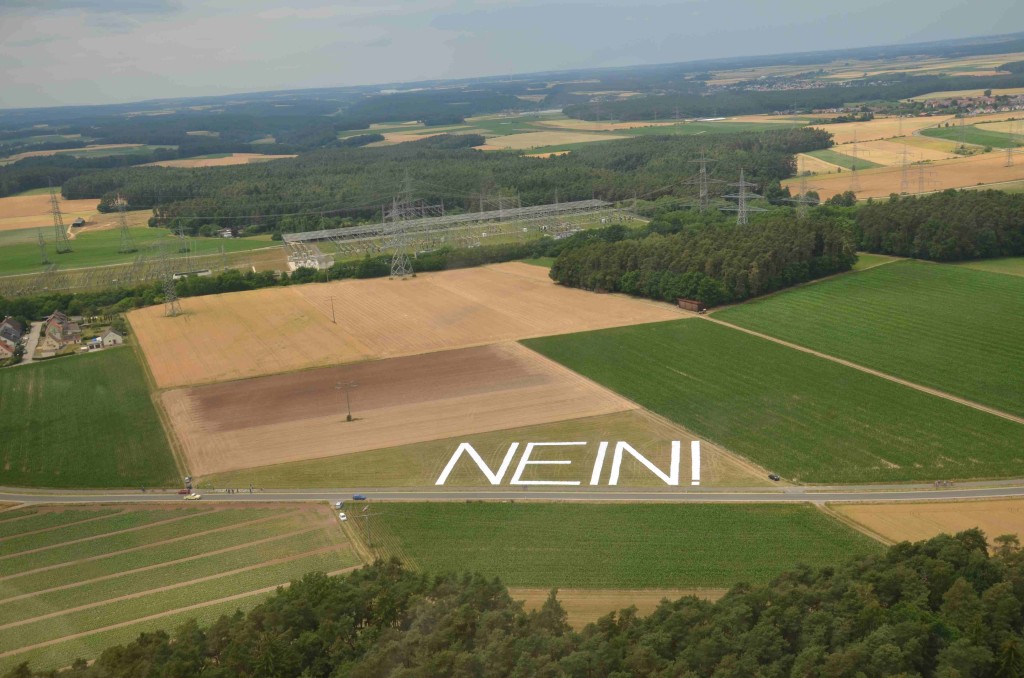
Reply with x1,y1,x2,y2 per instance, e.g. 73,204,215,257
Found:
5,482,1024,505
15,321,42,366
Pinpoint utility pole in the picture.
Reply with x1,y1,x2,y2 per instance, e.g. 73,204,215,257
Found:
336,380,357,422
116,194,137,254
48,179,72,254
721,169,766,225
37,230,50,265
330,296,336,324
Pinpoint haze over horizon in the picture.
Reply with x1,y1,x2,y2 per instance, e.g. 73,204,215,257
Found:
2,0,1024,109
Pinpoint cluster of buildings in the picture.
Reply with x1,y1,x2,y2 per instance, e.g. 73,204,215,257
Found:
0,316,24,361
34,311,124,359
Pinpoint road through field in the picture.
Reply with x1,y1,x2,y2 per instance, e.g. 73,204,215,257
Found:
699,315,1024,426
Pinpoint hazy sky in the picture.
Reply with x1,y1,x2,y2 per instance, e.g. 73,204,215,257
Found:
2,0,1023,109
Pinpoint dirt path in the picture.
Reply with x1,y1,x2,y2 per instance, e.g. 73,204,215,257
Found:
0,565,360,659
0,525,323,604
0,545,348,631
701,316,1024,426
0,511,291,580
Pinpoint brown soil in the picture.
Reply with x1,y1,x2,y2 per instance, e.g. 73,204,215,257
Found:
130,262,685,389
142,153,296,168
162,342,637,476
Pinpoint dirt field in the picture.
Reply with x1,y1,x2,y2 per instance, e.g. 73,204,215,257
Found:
143,153,295,168
476,131,628,150
900,135,964,153
130,262,685,389
525,151,572,158
834,139,959,166
161,342,638,476
783,151,1024,199
511,588,727,628
832,499,1024,546
0,193,135,233
812,116,952,144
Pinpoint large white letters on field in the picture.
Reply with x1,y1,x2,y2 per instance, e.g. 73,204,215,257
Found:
435,440,702,487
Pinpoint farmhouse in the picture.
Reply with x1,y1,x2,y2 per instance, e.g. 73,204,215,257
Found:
42,310,82,347
101,329,124,347
0,316,24,348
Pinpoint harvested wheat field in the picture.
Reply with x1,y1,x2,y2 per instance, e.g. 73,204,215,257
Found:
899,135,964,153
783,151,1024,199
161,342,636,476
832,499,1024,547
812,116,952,144
0,194,106,233
796,153,842,174
512,588,727,629
144,153,295,168
130,262,684,389
525,151,572,158
976,120,1024,136
478,131,627,150
834,139,959,166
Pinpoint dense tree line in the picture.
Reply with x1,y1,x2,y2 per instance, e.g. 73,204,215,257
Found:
564,72,1024,120
550,208,856,306
57,127,829,235
9,529,1024,677
856,190,1024,260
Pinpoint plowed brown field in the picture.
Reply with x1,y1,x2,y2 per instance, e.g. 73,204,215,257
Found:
130,262,685,389
161,342,637,475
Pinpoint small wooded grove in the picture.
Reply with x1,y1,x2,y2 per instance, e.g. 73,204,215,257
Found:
855,190,1024,261
550,210,857,306
9,529,1024,678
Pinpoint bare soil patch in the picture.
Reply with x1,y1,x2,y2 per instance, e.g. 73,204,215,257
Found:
832,499,1024,546
162,342,637,476
477,131,628,150
130,262,684,389
511,588,727,628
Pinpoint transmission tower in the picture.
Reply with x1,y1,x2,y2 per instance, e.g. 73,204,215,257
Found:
384,174,444,279
1006,120,1018,167
159,243,182,317
684,149,725,212
48,180,72,254
899,142,911,194
916,154,936,194
116,194,137,254
849,132,861,192
721,169,767,225
37,230,50,265
786,174,820,218
958,111,967,149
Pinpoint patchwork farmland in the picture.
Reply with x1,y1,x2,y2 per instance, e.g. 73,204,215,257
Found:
0,504,358,674
129,262,685,389
523,319,1024,484
715,261,1024,417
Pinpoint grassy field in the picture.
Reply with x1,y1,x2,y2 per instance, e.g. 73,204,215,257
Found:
715,261,1024,417
953,257,1024,277
805,148,884,170
0,348,179,488
370,503,881,588
203,410,768,489
0,227,273,277
0,504,358,674
852,252,900,270
520,256,556,268
920,125,1021,149
522,319,1024,483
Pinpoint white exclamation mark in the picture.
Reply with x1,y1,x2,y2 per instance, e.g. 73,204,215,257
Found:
691,441,701,486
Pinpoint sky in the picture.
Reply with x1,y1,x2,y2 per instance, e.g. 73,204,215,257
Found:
1,0,1023,109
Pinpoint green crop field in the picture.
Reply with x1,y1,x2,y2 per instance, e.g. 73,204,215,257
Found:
0,504,358,674
715,261,1024,417
0,348,179,488
520,256,556,268
920,125,1022,149
0,226,273,277
953,256,1024,277
371,503,881,588
805,148,884,169
522,319,1024,483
